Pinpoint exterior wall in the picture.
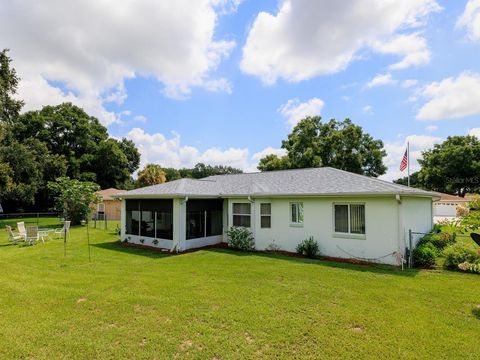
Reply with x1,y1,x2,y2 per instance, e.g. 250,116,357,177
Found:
227,196,401,265
104,200,121,220
401,196,433,247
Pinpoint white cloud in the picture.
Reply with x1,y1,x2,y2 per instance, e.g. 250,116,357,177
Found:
425,125,438,133
134,115,147,123
126,127,280,172
469,127,480,138
362,105,373,114
416,72,480,120
381,134,442,181
203,78,233,94
366,73,396,88
1,0,237,125
371,33,431,70
251,147,287,162
240,0,441,84
278,98,324,127
402,79,419,88
457,0,480,41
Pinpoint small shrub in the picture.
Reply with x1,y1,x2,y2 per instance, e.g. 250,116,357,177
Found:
456,205,470,218
443,243,480,269
152,239,159,246
458,261,480,274
418,233,456,251
265,240,281,253
139,238,145,244
296,236,320,258
227,226,255,251
412,243,438,268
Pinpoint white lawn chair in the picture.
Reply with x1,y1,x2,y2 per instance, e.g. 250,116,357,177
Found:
17,222,27,238
6,226,25,244
25,226,39,245
54,221,71,239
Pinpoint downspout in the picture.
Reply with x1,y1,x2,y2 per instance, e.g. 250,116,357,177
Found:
395,194,404,269
247,196,256,244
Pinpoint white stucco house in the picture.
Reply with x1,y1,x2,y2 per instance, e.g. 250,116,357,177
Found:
116,167,438,265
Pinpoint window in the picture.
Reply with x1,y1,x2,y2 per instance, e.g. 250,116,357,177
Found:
290,203,303,224
260,203,271,228
97,203,105,213
334,204,365,235
233,203,251,227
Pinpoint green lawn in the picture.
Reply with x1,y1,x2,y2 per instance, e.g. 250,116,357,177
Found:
1,220,479,359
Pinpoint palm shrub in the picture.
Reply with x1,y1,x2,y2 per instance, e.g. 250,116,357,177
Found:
227,226,255,251
412,243,438,268
296,236,320,258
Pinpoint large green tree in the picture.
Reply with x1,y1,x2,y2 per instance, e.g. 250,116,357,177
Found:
9,103,140,189
258,116,387,177
418,135,480,196
0,49,24,123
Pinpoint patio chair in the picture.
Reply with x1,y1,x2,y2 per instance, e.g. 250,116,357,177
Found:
17,221,27,238
54,221,71,239
25,226,39,245
471,233,480,247
6,226,25,245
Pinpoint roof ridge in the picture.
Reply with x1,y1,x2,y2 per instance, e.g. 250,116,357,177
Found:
324,167,428,193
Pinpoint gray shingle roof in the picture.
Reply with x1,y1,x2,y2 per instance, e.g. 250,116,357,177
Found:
118,167,436,198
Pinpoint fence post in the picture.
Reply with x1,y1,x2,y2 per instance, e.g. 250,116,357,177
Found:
408,229,413,268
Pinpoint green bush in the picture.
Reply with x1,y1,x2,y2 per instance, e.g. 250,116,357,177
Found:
296,236,320,258
413,243,438,268
226,226,255,251
443,243,480,269
418,233,456,251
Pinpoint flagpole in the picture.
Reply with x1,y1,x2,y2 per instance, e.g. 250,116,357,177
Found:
407,141,410,187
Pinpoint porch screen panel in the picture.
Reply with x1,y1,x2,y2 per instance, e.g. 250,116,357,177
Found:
140,211,155,237
126,200,140,235
349,204,365,234
156,212,173,240
186,199,223,239
334,205,349,233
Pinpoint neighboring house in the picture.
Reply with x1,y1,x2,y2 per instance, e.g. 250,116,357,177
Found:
92,188,124,220
115,167,438,265
433,192,474,222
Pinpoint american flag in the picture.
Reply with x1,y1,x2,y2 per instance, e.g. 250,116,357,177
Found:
399,149,408,171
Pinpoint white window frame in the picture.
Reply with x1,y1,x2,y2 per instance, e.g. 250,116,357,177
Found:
332,202,366,238
290,202,304,226
260,203,271,229
97,203,105,212
232,202,252,228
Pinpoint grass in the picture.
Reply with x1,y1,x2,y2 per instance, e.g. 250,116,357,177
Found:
1,219,480,359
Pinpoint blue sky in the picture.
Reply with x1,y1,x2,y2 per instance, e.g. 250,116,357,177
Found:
1,0,480,180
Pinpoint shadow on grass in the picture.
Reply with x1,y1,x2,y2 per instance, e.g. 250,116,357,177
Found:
473,307,480,320
204,248,420,278
92,241,172,259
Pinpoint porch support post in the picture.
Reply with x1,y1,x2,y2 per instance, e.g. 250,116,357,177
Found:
172,198,187,252
120,199,126,241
